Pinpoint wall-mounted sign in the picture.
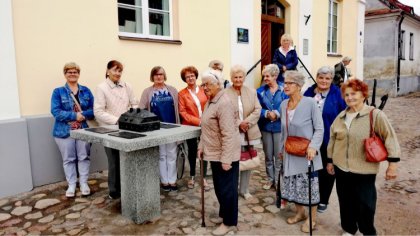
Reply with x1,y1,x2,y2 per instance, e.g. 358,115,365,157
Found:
237,28,249,43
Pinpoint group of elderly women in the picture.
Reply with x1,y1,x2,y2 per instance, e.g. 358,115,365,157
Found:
52,58,400,235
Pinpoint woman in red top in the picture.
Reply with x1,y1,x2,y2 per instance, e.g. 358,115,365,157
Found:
178,66,210,190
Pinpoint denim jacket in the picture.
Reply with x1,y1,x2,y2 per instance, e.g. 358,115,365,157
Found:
257,83,288,133
51,83,94,138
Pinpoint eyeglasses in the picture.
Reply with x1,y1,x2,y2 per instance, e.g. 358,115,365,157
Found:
66,71,79,75
284,81,297,86
200,82,215,88
154,73,164,76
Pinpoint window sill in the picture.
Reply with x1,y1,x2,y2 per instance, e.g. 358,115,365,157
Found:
327,53,342,57
119,35,182,45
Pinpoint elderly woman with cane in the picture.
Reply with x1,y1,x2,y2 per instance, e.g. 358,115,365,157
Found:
279,71,324,233
197,69,241,236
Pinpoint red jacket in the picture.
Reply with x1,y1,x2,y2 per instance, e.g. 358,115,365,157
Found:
178,86,207,126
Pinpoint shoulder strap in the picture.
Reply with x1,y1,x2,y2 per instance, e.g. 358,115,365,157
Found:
369,108,376,137
69,92,82,112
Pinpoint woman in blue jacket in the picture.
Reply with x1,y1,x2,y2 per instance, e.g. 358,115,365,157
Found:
257,64,288,190
303,66,346,213
51,62,94,198
272,34,298,83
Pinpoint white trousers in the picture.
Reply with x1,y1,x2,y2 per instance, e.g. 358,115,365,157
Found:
159,142,177,184
54,137,90,185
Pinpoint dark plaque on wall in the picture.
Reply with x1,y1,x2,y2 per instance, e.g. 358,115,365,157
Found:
237,28,249,43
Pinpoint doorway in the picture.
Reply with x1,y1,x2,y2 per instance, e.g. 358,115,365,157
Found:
261,0,285,70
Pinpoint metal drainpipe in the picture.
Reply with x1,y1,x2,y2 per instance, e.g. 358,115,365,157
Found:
397,12,405,93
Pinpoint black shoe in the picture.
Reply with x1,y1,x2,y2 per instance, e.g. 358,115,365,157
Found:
317,203,328,213
162,185,171,192
108,192,121,199
170,185,178,192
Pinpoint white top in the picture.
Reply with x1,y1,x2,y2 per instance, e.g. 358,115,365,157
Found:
188,86,202,118
288,109,296,122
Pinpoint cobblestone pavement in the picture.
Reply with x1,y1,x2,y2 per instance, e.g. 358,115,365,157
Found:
0,153,344,235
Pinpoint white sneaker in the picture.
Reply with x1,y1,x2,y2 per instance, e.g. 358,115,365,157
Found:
242,193,253,200
80,183,90,196
66,184,76,198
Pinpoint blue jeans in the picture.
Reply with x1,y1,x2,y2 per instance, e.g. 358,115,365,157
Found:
55,137,91,185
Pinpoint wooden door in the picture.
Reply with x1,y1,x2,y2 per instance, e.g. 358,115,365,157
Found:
261,21,271,70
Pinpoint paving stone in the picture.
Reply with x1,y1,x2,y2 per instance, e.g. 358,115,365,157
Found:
27,224,50,233
182,227,194,234
99,182,108,188
34,199,60,209
75,198,90,203
16,230,27,236
23,222,31,229
111,216,132,227
0,199,9,207
68,228,82,236
237,222,251,232
179,221,188,227
45,202,70,215
2,205,12,211
72,204,88,211
51,219,65,225
88,180,97,185
239,206,252,214
249,197,260,204
38,214,55,223
166,228,183,235
2,226,19,234
0,213,11,222
66,213,81,220
11,206,32,216
91,197,105,205
252,206,265,213
30,194,47,200
51,228,63,233
265,205,280,214
24,212,43,220
0,218,22,227
263,197,274,204
14,201,22,207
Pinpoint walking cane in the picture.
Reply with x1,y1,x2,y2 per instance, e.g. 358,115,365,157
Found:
200,155,206,227
308,160,313,236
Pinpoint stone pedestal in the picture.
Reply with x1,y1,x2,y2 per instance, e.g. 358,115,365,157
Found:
70,124,200,224
120,147,160,223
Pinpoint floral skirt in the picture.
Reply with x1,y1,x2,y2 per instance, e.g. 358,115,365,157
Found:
280,172,320,206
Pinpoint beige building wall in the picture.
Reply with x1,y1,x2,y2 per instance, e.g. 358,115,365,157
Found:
12,0,231,116
311,0,361,77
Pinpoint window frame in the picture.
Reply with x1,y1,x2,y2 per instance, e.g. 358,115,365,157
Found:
327,0,338,54
400,30,405,60
409,32,414,61
118,0,174,40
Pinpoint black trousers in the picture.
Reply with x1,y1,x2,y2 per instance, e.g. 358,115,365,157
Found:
211,161,239,226
335,166,377,235
186,138,207,177
319,145,335,205
104,147,121,195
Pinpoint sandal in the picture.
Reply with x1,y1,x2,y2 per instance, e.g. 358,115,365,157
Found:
286,214,307,224
187,177,195,189
301,220,317,233
203,179,211,191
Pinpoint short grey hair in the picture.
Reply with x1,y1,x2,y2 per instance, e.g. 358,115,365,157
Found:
284,70,305,87
262,64,280,77
342,56,352,62
208,60,224,71
316,66,334,78
230,65,246,78
201,69,223,89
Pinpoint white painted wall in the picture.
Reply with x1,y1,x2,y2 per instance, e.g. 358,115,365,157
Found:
400,17,420,76
356,0,366,79
230,0,257,88
298,0,314,92
0,0,21,120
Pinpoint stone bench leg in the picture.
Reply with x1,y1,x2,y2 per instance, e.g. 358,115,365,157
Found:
120,147,160,224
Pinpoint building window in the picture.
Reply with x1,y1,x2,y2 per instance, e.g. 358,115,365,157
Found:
409,33,414,61
400,30,405,60
118,0,172,39
327,0,338,53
